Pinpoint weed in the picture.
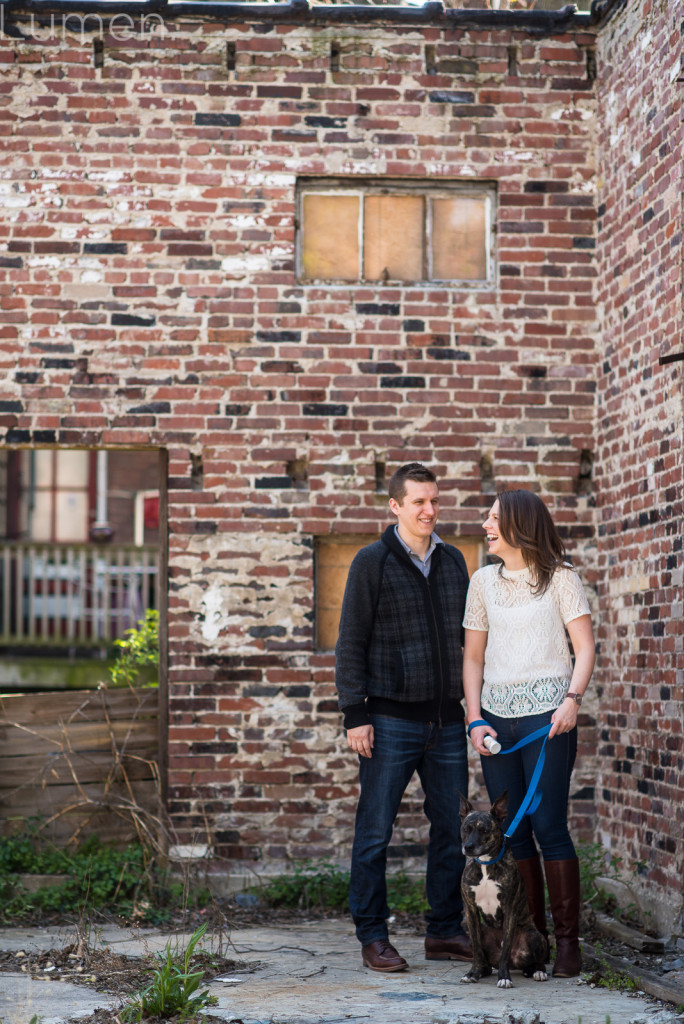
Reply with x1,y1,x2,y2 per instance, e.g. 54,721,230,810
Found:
109,609,159,688
254,860,428,916
0,820,209,924
587,943,638,994
119,923,217,1022
577,840,649,930
387,871,428,915
258,860,349,910
578,840,618,905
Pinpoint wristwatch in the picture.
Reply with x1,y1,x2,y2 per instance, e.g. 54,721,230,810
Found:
565,692,583,705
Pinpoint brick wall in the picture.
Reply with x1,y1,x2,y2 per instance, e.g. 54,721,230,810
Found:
0,9,601,882
594,0,684,935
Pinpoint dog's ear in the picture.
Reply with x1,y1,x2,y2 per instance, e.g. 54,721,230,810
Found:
490,790,508,823
458,790,473,819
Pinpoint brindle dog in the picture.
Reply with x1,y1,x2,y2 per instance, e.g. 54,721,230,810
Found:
459,791,548,989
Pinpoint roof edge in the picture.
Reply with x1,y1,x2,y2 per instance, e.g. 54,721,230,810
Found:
0,1,593,34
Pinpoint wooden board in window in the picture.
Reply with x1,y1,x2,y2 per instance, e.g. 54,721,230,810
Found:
315,534,483,651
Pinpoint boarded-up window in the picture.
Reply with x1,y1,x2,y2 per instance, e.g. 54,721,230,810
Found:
297,180,494,285
431,197,487,281
315,535,483,651
301,194,360,281
363,195,424,281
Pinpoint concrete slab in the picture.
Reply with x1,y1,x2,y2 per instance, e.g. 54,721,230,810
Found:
1,971,115,1024
0,918,681,1024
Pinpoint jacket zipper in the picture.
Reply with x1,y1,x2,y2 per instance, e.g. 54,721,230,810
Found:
425,575,444,729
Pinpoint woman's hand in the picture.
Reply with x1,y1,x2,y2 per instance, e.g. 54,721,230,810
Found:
549,699,579,738
469,724,499,756
550,613,594,739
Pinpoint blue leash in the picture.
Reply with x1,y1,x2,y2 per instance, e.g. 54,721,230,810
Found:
466,720,552,840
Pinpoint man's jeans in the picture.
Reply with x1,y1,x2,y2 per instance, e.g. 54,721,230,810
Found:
349,715,468,946
479,709,577,862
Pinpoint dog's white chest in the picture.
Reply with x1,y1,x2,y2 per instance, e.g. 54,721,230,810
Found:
473,865,502,917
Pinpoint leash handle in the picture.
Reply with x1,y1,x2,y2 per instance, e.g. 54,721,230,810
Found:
466,718,491,736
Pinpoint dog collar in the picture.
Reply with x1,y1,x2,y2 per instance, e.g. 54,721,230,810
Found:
473,844,506,866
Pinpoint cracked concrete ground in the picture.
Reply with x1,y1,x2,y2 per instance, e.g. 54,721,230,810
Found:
1,918,683,1024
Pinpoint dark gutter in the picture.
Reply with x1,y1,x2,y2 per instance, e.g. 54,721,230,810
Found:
0,0,592,32
588,0,627,27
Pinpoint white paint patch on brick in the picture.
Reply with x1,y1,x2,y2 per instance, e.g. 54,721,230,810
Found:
86,170,127,183
502,150,535,162
221,254,270,277
324,151,387,175
27,256,62,268
199,581,226,643
168,844,211,861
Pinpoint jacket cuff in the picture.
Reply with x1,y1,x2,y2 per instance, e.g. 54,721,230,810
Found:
343,704,370,731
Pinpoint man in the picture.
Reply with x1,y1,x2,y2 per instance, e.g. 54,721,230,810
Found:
335,462,472,972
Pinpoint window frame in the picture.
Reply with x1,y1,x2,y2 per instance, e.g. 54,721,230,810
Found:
295,177,497,288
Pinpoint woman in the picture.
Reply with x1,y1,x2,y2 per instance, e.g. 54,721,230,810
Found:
463,489,595,978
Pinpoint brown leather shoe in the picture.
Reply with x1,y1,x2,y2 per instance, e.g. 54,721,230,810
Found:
362,939,408,972
424,933,473,962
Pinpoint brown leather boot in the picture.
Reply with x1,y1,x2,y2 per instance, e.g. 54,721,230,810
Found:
516,855,550,961
544,858,582,977
361,939,408,972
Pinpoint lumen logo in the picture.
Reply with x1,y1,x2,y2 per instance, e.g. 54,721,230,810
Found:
0,7,165,43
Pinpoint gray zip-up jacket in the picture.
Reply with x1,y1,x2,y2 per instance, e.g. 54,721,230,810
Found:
335,525,469,730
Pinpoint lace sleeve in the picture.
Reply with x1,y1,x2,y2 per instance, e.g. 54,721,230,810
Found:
555,566,591,624
463,569,489,632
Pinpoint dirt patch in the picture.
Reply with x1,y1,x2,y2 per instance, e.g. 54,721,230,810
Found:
0,941,253,994
66,1012,231,1024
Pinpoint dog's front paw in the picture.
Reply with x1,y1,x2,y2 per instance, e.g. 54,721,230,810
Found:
496,976,513,989
533,969,548,982
461,963,490,984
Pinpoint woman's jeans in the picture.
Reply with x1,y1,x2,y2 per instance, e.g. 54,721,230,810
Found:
479,709,577,862
349,715,468,945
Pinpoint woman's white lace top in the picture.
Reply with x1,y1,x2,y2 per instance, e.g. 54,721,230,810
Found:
463,563,591,718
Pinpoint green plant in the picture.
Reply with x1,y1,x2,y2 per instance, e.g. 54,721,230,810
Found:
109,609,159,688
577,840,649,930
0,817,212,926
120,923,217,1022
254,860,428,916
578,840,615,905
386,871,428,915
588,944,638,994
0,831,145,921
258,860,350,910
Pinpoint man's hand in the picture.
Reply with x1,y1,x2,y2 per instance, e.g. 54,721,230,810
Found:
347,724,374,758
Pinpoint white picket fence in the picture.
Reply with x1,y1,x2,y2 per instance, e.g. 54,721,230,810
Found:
0,543,158,645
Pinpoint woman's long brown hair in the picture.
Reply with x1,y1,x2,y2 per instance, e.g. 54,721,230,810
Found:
496,489,568,595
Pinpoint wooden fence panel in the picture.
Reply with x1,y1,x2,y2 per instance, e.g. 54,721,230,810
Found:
0,688,160,847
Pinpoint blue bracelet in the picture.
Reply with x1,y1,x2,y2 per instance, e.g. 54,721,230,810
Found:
467,718,490,737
